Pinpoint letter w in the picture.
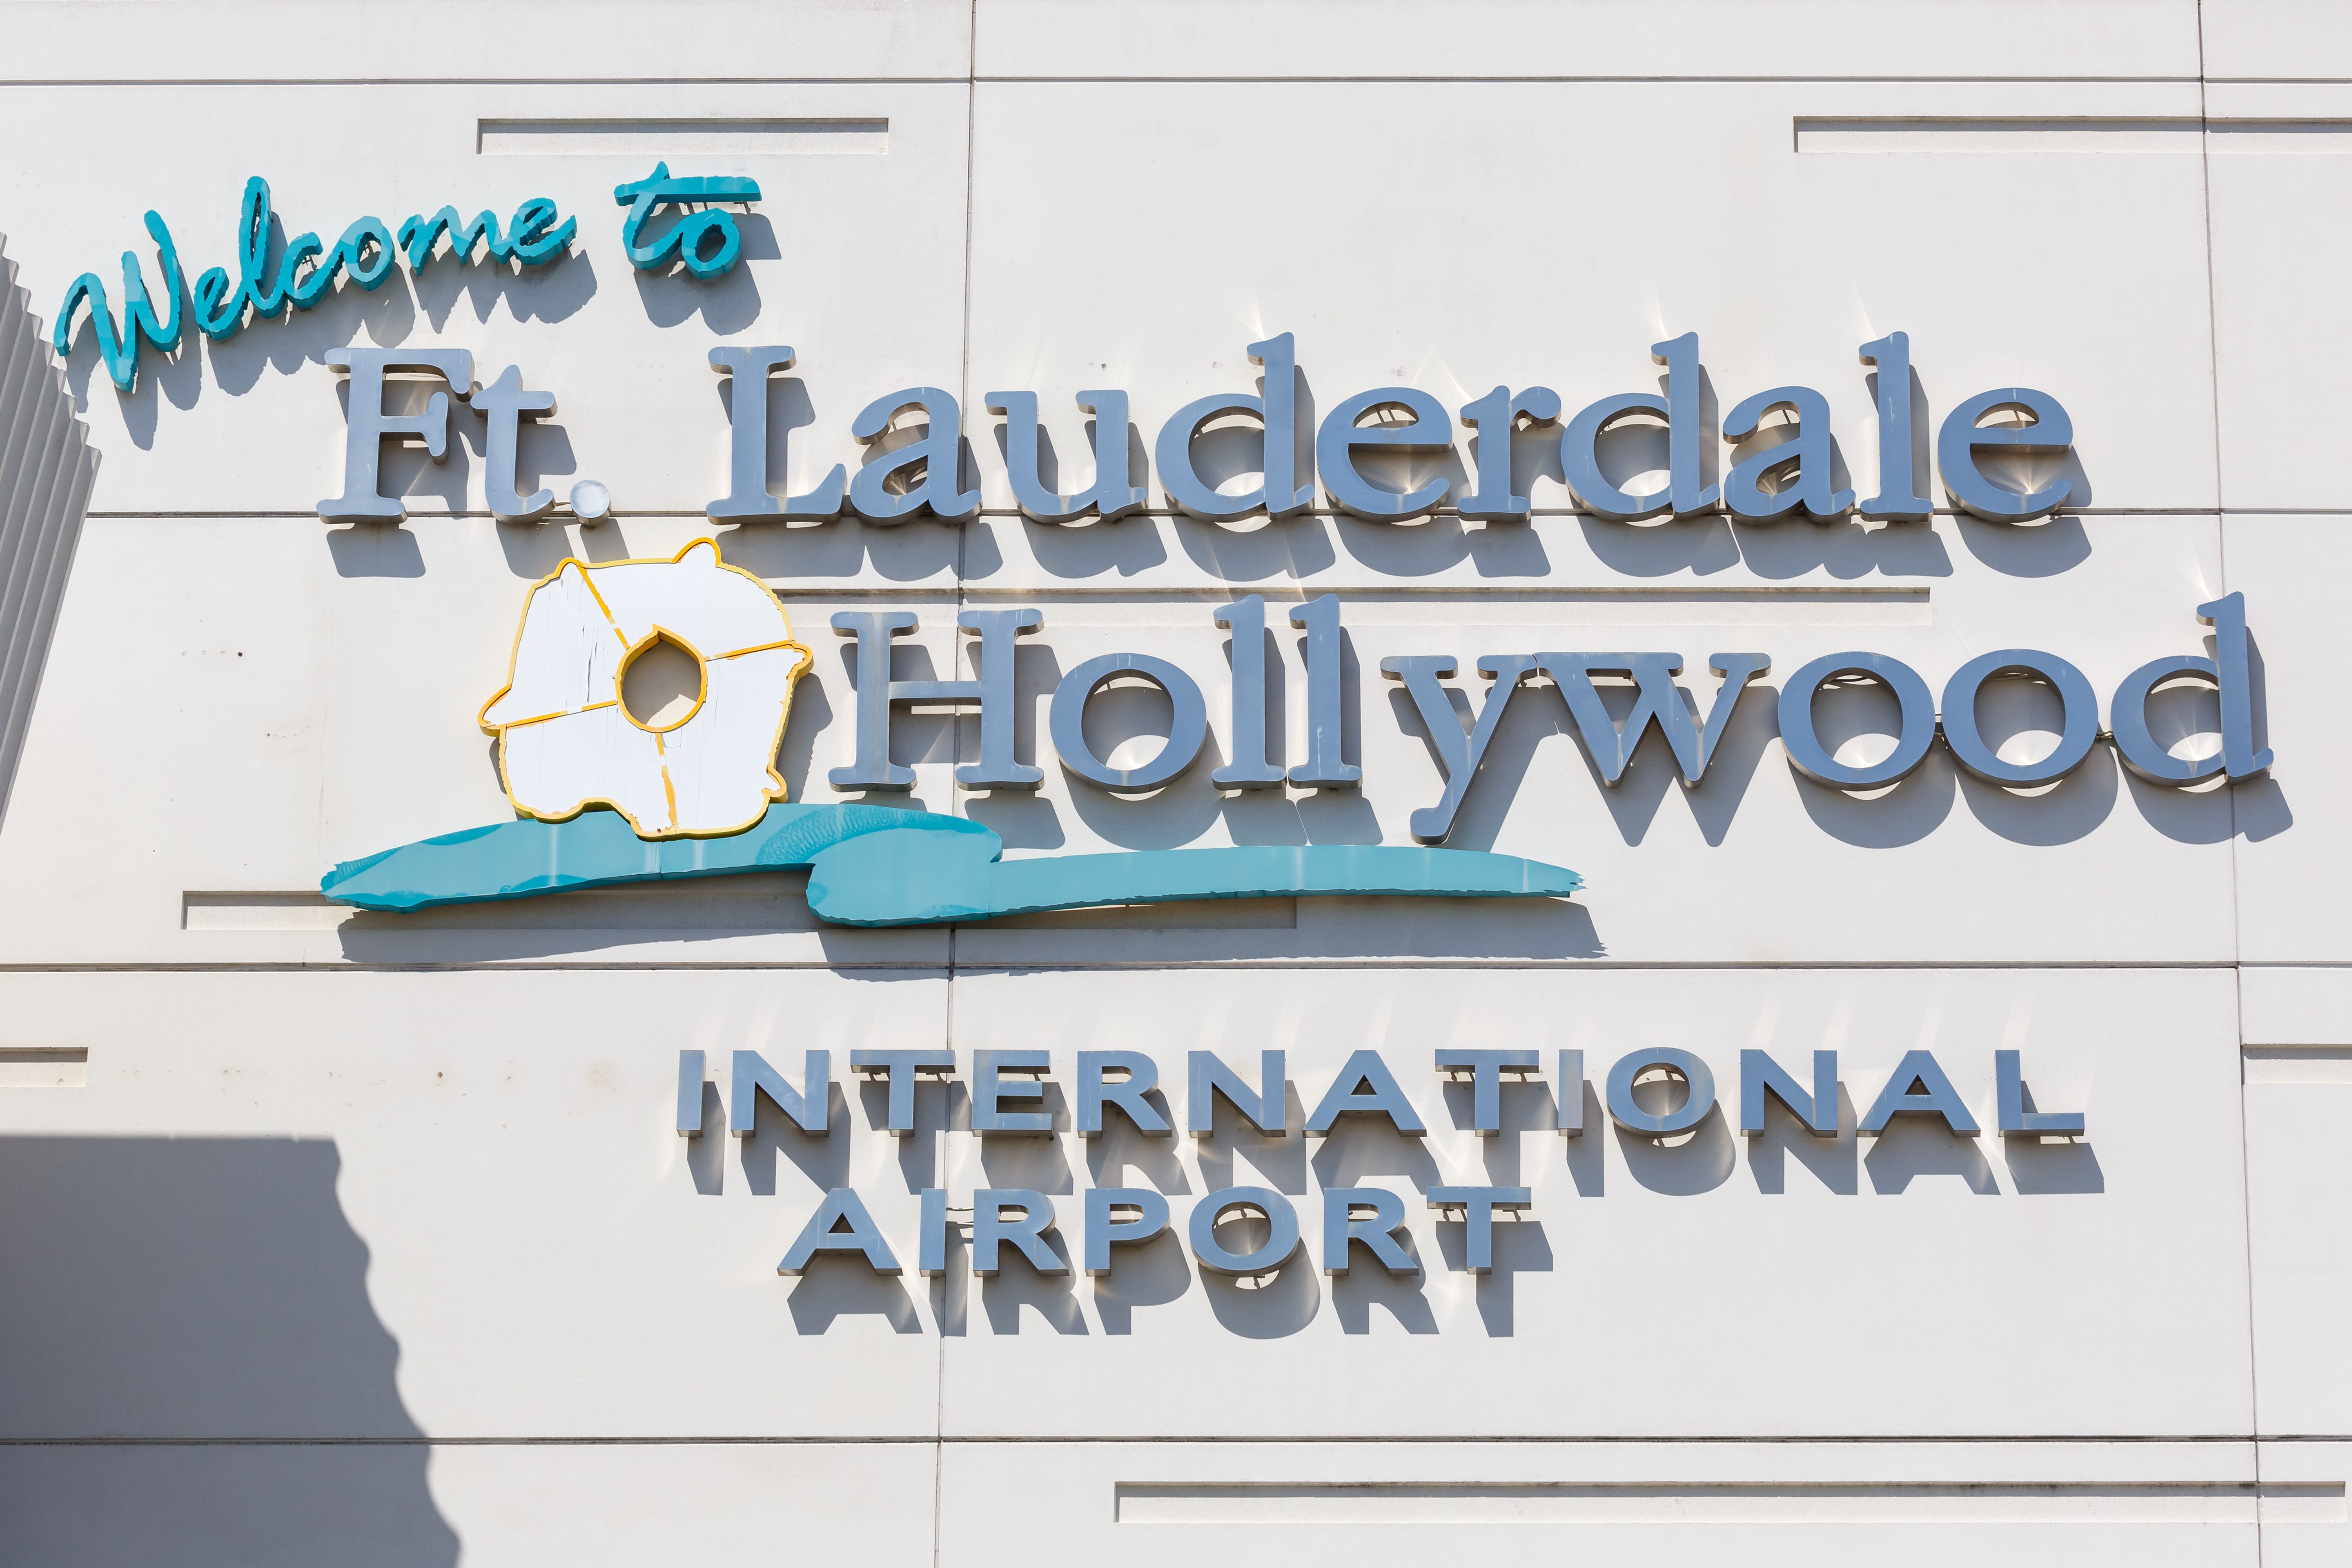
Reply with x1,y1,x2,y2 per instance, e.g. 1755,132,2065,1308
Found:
1539,653,1768,785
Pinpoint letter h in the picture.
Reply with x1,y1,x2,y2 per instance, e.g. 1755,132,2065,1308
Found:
829,609,1042,791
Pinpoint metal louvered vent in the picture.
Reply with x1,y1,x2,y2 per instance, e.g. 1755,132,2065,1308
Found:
0,232,100,831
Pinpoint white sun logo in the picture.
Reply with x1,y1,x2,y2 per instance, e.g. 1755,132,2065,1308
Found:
478,538,812,838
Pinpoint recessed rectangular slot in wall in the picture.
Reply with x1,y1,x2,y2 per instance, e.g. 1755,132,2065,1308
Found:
183,884,821,933
0,1047,88,1089
183,886,1290,933
2245,1046,2352,1085
1333,587,1932,628
989,898,1297,931
2209,121,2352,154
1115,1482,2346,1526
478,118,887,156
183,892,356,931
1796,118,2200,154
1796,118,2352,156
952,587,1933,630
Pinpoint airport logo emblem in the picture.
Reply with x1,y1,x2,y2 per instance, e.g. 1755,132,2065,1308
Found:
321,541,1581,927
479,540,812,840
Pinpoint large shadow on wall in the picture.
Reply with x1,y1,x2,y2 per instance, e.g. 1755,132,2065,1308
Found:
0,1137,459,1568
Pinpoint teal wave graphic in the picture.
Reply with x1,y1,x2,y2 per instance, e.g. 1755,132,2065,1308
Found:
318,803,1581,926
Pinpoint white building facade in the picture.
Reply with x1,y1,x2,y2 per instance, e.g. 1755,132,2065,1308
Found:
3,2,2350,1562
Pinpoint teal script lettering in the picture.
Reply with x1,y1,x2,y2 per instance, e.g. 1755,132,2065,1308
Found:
614,162,761,280
55,175,576,393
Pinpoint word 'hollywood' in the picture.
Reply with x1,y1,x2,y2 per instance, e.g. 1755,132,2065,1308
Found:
820,591,2263,843
697,1045,2085,1283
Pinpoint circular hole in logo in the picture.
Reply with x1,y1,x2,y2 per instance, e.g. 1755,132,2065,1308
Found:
618,630,706,732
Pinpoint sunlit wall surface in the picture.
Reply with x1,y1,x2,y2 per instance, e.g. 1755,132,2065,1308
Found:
2,3,2348,1564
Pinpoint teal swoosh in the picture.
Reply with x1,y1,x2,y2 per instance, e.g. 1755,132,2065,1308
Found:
803,822,1582,926
320,803,1581,924
317,803,989,911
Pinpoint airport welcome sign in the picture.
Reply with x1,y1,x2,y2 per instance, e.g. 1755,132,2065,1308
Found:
48,166,2182,1299
54,170,2265,929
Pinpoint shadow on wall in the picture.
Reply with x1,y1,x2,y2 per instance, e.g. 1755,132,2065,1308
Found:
0,1136,459,1568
